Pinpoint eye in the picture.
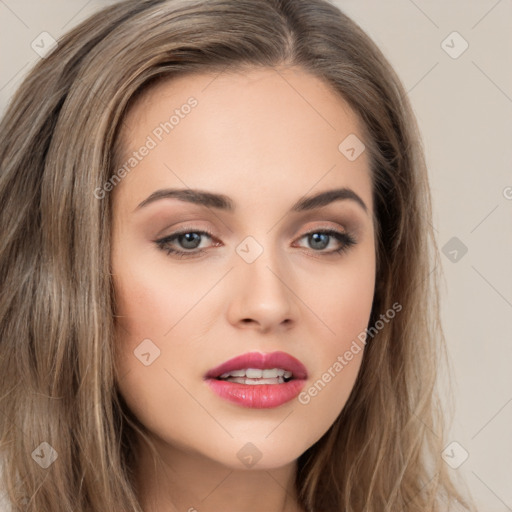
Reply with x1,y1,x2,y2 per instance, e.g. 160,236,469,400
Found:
154,228,218,259
294,229,357,255
154,227,357,259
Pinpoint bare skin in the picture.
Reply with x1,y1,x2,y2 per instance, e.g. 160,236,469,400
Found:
111,66,376,512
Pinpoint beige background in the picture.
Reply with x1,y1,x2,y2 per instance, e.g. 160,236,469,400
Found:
1,1,511,510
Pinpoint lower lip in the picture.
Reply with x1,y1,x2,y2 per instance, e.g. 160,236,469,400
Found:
205,378,306,408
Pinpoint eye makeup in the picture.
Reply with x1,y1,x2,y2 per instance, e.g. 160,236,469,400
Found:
153,225,357,259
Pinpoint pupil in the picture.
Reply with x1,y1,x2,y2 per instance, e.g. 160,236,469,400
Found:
179,233,201,249
310,233,329,250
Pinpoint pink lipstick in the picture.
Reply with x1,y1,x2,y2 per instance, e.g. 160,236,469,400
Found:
204,351,308,408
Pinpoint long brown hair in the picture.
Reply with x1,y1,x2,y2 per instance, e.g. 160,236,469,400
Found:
0,0,475,510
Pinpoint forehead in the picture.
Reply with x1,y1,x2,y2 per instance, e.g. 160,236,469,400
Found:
114,66,373,216
124,66,363,138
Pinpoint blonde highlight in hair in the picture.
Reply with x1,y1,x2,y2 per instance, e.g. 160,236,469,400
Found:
0,0,475,510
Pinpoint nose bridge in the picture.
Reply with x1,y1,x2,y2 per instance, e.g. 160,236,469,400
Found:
237,233,289,294
230,233,296,329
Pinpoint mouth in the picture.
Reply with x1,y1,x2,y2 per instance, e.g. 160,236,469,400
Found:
204,350,308,381
215,367,294,385
203,351,308,408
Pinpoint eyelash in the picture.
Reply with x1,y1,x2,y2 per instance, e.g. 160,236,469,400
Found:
154,227,357,259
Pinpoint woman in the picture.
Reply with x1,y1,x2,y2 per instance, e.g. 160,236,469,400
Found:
0,0,476,510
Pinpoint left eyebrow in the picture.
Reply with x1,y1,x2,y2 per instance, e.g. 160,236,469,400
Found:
134,187,368,215
291,187,368,214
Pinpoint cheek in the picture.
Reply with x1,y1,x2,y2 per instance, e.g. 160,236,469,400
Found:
111,248,203,342
332,271,374,341
113,267,172,339
111,258,204,442
296,251,375,423
304,244,376,346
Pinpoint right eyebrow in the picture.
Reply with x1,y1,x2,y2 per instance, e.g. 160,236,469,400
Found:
134,188,234,212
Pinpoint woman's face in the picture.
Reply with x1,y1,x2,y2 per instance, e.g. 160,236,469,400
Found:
111,66,376,469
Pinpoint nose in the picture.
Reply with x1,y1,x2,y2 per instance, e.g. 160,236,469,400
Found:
226,245,298,333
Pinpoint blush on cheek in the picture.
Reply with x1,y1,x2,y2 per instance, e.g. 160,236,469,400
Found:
309,272,374,341
112,265,179,339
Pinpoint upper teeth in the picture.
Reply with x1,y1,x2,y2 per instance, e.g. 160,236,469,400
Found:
219,368,293,379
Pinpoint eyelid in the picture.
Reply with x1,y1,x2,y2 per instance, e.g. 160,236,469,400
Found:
155,221,351,243
155,226,219,247
154,222,357,259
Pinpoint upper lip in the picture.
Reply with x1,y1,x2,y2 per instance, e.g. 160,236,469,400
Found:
204,351,308,380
